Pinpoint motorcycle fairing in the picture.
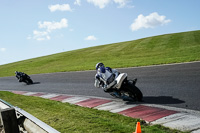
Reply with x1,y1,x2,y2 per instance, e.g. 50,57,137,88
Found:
115,73,127,89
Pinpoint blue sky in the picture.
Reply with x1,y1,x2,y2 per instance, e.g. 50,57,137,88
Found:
0,0,199,65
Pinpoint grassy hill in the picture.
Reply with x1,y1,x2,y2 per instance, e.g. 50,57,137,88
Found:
0,30,200,77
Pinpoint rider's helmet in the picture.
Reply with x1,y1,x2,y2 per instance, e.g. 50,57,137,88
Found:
95,62,104,70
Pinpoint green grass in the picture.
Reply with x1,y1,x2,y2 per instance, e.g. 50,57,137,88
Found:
0,30,200,77
0,91,187,133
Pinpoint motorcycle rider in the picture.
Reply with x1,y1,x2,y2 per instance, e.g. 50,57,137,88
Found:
15,71,28,82
94,62,137,100
94,62,121,96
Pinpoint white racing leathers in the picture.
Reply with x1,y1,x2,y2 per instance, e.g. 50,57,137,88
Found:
94,67,119,92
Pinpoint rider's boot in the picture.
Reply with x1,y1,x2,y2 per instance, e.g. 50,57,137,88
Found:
113,91,121,98
121,94,133,101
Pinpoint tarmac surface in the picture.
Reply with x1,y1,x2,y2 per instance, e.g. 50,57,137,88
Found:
0,61,200,111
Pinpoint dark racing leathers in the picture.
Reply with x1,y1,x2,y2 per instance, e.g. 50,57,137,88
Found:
15,72,29,82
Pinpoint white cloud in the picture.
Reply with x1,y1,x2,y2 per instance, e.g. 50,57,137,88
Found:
74,0,81,6
113,0,128,8
38,18,68,32
87,0,111,9
85,35,97,40
130,12,171,31
28,18,68,41
48,4,72,12
32,30,51,41
0,48,6,52
87,0,132,8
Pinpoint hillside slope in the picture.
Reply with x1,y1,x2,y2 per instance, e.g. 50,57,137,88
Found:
0,30,199,77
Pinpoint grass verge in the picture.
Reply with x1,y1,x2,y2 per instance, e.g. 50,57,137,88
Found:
0,30,200,77
0,91,187,133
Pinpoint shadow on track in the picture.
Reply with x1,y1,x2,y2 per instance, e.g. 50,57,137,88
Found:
32,82,40,84
142,96,185,104
125,96,185,105
23,82,41,85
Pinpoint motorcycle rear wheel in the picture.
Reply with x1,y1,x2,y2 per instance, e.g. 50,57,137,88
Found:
25,78,33,85
127,83,143,101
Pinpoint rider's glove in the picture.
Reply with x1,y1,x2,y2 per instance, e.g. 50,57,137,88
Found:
95,75,100,80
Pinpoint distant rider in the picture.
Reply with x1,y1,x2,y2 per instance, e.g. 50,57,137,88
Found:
15,71,27,82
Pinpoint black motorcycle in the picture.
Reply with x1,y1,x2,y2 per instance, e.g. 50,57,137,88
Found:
15,71,33,85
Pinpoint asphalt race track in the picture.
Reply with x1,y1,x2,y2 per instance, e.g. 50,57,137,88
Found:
0,61,200,111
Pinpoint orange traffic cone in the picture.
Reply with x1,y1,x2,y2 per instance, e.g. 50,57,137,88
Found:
133,122,142,133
